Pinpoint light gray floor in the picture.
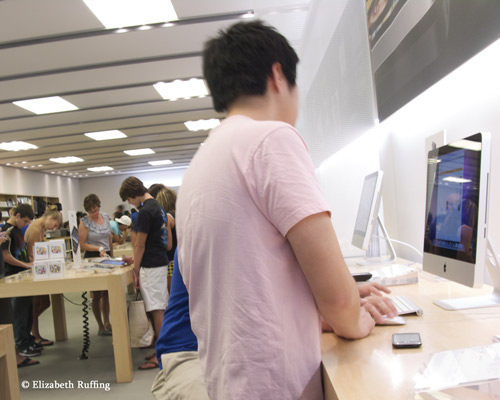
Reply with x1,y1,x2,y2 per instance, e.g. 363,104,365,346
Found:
17,292,158,399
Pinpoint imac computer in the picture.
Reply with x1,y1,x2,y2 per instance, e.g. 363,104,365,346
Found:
352,170,396,264
423,132,500,310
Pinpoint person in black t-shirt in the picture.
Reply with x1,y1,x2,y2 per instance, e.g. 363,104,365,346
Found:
1,204,39,358
119,176,169,370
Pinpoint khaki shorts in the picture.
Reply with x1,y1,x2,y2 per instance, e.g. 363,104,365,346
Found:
152,351,209,400
139,266,168,312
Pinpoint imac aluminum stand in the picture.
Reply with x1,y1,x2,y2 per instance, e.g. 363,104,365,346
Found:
434,238,500,310
357,215,397,266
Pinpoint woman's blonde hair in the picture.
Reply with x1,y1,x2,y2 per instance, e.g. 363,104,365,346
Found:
156,188,177,214
44,207,63,227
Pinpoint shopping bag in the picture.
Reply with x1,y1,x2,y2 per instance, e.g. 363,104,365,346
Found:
128,292,154,348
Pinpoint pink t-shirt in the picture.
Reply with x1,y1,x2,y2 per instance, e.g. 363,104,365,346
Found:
177,115,330,399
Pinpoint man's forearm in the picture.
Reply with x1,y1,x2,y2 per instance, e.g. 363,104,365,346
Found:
133,245,145,274
3,252,31,269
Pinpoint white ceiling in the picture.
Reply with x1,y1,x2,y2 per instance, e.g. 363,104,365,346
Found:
0,0,310,178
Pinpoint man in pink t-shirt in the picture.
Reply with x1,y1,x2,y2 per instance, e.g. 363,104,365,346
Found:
177,21,391,399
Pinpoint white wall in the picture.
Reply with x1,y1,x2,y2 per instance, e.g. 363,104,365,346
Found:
77,167,187,216
0,165,80,221
298,0,380,254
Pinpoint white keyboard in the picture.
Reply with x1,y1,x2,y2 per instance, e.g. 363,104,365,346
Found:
391,295,423,316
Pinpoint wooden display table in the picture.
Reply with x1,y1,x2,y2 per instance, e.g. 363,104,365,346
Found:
0,324,20,400
321,271,500,399
0,266,134,383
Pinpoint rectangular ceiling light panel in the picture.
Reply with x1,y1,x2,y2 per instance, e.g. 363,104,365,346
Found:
148,160,173,166
87,166,114,172
83,0,178,29
49,156,84,164
184,119,220,131
153,78,209,101
84,130,127,141
0,141,38,151
124,148,155,156
13,96,78,115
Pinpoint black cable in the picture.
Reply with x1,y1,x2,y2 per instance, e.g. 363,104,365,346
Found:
78,291,90,360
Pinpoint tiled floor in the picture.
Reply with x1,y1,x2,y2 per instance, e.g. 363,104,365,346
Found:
16,292,157,399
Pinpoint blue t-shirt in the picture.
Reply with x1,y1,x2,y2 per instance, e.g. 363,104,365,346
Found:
156,250,198,369
109,220,120,236
130,211,138,232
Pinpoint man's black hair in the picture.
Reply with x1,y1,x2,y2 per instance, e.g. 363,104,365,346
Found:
14,204,34,220
203,20,299,113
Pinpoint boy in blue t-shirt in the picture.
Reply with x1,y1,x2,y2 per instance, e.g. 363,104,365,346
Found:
151,250,209,399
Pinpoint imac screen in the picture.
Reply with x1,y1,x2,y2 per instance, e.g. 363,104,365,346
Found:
424,134,483,264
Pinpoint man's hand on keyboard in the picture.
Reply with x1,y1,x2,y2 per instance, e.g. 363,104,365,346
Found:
358,281,391,298
321,282,398,331
360,296,398,324
358,282,397,324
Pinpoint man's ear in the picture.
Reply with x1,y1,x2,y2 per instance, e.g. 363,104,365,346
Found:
268,62,286,93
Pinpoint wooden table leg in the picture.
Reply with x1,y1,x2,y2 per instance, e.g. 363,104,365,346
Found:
50,294,67,341
107,275,133,383
0,324,21,400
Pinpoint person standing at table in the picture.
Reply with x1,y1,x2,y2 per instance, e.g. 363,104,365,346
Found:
155,188,177,291
1,204,38,357
119,176,169,370
78,194,114,336
176,20,375,399
110,215,131,245
25,207,63,346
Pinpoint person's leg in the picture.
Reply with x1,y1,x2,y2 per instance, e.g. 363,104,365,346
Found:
151,352,209,399
138,266,168,369
12,296,36,353
144,309,163,366
32,295,52,345
101,291,111,331
91,291,107,334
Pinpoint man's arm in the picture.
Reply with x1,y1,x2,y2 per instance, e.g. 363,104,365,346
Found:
166,214,174,252
286,212,375,339
132,232,147,289
2,249,32,269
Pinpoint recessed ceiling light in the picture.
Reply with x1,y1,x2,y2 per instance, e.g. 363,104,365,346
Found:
87,166,114,172
50,156,84,164
83,0,178,29
0,141,38,151
124,148,155,156
115,28,129,33
184,119,220,131
153,78,209,101
148,160,173,166
13,96,78,115
138,25,152,30
84,130,127,141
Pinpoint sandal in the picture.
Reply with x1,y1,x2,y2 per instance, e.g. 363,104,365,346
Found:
18,357,40,368
138,360,159,370
35,337,54,346
145,352,156,361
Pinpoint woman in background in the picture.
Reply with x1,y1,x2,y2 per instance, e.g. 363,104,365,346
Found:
79,194,114,336
156,188,177,291
25,207,63,346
